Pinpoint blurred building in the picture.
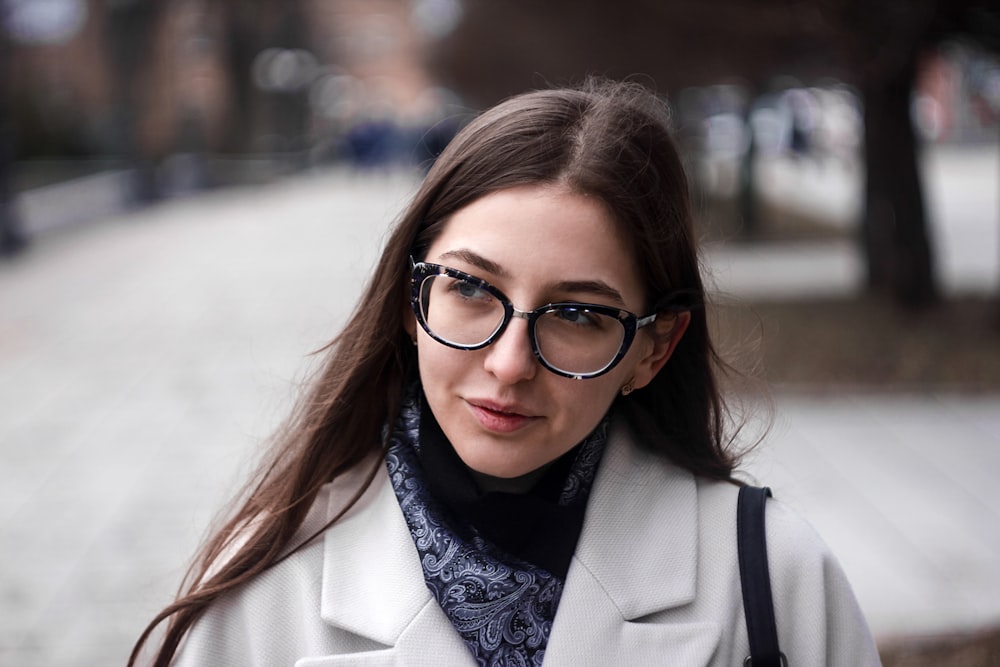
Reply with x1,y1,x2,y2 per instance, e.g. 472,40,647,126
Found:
2,0,464,186
4,0,115,160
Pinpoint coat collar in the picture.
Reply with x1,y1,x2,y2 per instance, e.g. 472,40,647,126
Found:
315,420,701,648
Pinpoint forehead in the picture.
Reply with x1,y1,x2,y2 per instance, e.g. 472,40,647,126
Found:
424,185,646,304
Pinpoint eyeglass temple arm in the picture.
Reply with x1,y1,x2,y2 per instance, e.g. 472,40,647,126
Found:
641,289,701,328
653,289,700,312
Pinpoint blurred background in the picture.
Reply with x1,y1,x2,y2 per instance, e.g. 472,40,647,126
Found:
1,0,999,665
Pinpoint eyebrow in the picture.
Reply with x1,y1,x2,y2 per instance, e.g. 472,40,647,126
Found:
437,249,510,278
435,248,627,306
552,280,626,306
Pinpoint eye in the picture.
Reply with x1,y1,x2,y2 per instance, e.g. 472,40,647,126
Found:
554,306,602,327
447,278,491,301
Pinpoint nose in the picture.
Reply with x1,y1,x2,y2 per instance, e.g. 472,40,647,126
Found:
482,315,538,384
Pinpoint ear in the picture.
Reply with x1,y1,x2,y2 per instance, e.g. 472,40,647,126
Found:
629,311,691,390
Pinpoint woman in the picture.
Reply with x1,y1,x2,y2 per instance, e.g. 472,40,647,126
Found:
132,79,880,666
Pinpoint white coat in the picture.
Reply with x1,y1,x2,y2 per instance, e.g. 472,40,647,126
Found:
174,421,882,666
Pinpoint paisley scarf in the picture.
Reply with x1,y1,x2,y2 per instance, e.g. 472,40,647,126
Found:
385,387,607,667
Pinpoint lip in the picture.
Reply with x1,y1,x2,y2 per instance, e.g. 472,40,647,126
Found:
466,398,540,434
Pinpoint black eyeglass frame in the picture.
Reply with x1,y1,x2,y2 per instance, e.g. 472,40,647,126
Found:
409,260,658,379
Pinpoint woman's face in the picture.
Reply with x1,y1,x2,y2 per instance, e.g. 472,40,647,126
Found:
409,184,683,479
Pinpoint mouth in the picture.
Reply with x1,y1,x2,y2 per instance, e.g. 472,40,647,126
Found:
466,399,539,434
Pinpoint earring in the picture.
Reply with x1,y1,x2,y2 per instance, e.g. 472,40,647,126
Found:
621,380,635,396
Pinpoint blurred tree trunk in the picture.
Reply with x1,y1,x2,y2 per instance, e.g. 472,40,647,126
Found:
861,59,937,307
0,25,27,255
106,0,166,203
219,1,260,154
218,0,310,156
793,0,941,308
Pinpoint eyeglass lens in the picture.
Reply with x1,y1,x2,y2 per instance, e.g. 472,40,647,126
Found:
418,273,626,375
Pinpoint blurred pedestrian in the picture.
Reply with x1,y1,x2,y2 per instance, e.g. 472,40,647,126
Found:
131,78,879,666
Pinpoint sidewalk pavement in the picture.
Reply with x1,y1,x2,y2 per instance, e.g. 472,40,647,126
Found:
1,164,998,666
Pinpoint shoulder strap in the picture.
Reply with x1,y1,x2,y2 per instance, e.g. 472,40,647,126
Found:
737,485,786,667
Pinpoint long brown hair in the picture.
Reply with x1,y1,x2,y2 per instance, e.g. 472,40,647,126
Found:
130,77,741,665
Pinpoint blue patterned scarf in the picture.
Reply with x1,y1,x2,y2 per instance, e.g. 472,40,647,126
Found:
385,388,607,667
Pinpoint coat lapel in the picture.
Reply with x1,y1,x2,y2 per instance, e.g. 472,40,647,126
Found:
315,457,476,665
572,420,700,615
544,421,721,664
318,457,431,645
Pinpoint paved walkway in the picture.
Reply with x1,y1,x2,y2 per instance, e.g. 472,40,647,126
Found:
1,163,998,665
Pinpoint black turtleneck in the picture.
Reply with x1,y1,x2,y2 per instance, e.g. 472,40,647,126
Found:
414,402,598,579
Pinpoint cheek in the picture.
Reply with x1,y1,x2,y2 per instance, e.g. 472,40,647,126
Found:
416,338,470,386
558,376,624,422
568,364,636,419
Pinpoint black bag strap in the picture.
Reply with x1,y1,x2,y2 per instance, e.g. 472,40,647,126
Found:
737,485,787,667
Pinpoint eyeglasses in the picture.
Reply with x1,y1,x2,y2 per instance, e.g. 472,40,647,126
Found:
410,261,657,379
